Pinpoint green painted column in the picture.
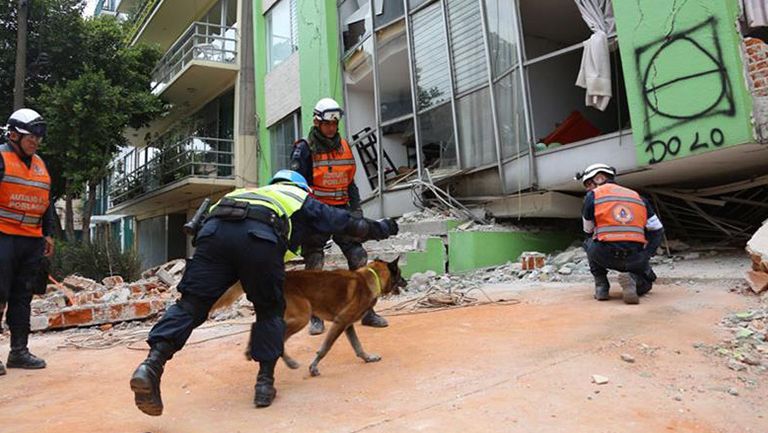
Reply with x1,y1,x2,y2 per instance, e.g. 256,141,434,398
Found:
296,0,345,135
613,0,754,166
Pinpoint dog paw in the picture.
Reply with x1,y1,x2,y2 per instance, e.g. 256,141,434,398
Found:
363,354,381,363
309,364,321,377
283,357,300,370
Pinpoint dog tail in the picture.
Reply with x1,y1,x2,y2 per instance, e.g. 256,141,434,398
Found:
210,282,245,312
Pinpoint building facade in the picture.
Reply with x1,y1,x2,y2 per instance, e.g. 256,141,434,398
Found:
99,0,768,266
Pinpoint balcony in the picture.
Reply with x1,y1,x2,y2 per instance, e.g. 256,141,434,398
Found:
107,136,236,215
150,21,238,110
126,0,220,49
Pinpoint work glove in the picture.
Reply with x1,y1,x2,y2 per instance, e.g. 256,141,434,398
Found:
379,218,399,236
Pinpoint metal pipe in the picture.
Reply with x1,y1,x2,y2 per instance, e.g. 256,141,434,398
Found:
512,0,537,188
369,0,385,215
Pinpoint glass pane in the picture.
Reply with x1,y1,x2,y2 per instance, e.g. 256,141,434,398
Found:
446,0,488,94
409,0,432,10
268,0,292,70
270,114,299,172
419,103,457,169
495,71,527,159
340,0,372,53
226,0,237,26
374,0,405,28
484,0,519,78
376,20,413,122
456,86,496,167
412,2,450,111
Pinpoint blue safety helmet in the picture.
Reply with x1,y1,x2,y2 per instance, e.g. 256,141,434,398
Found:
269,169,311,192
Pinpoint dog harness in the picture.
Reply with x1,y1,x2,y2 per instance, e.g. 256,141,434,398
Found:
367,268,382,297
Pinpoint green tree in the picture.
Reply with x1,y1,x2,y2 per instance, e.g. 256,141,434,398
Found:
36,16,163,243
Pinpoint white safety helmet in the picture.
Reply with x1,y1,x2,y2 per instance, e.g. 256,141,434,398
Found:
6,108,47,138
313,98,344,122
575,163,616,185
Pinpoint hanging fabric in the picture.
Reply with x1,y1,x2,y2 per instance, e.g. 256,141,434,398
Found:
574,0,616,111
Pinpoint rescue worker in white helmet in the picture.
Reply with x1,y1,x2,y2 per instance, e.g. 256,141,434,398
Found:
289,97,388,334
576,163,664,304
0,108,56,376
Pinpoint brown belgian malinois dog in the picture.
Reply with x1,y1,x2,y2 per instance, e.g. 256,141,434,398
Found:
212,258,407,376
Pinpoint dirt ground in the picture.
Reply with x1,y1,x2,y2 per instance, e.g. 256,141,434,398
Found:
0,279,765,433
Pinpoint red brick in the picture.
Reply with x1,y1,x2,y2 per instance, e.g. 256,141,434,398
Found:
134,301,151,317
62,307,94,326
746,271,768,294
746,37,762,46
48,313,64,329
129,284,144,294
109,304,125,321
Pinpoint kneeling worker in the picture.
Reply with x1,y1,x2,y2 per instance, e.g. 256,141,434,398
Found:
130,170,398,416
577,163,664,304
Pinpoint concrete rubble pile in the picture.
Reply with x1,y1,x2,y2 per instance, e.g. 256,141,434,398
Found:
28,259,189,332
696,303,768,374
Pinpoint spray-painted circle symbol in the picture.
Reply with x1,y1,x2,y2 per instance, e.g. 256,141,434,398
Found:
642,37,726,120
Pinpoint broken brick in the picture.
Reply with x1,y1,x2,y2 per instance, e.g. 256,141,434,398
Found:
745,271,768,294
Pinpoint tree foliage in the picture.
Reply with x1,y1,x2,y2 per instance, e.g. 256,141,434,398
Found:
34,16,164,243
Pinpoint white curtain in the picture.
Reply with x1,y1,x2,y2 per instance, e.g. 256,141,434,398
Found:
574,0,615,111
744,0,768,29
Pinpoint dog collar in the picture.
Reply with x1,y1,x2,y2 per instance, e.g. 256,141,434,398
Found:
367,268,382,297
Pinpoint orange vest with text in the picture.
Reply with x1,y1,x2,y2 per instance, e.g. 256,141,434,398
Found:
0,148,51,237
312,138,357,206
593,183,647,244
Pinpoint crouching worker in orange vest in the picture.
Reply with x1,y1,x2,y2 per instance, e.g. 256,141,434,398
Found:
0,109,55,376
576,163,664,304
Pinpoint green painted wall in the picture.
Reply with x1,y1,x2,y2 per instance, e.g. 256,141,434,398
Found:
400,237,446,278
614,0,754,166
296,0,345,134
447,231,575,273
253,0,344,185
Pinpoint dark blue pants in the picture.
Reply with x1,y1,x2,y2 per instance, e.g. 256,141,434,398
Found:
584,238,655,295
147,218,287,362
0,233,44,337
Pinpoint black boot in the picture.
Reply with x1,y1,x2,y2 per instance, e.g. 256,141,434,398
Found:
308,315,325,335
593,275,610,301
6,330,46,369
0,360,5,376
254,359,277,408
361,308,388,327
130,342,174,416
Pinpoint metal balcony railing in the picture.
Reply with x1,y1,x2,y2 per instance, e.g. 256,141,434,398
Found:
151,21,238,94
108,136,234,207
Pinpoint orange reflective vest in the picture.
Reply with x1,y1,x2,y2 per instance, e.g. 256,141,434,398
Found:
0,148,51,237
312,138,356,206
593,184,647,244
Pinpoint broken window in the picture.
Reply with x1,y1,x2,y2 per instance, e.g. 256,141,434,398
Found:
377,20,413,122
340,0,372,53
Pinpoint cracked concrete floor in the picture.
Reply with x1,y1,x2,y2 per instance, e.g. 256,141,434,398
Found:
0,281,765,433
